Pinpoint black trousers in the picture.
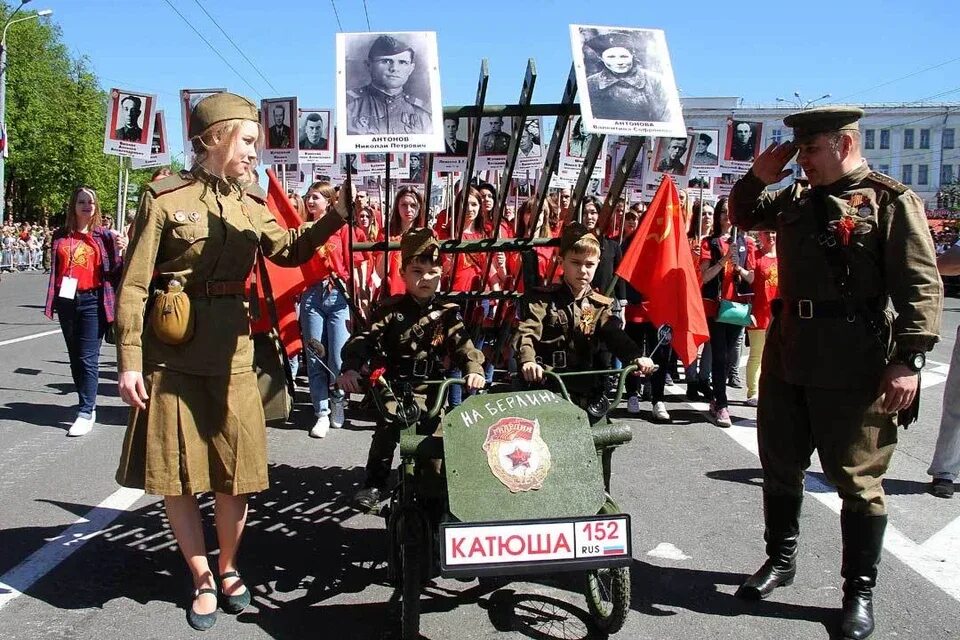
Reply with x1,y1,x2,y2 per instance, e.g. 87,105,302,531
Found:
624,322,670,401
707,318,743,409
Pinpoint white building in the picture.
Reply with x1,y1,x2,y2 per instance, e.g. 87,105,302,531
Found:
681,97,959,207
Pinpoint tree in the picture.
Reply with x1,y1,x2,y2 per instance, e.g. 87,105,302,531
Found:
938,180,960,212
2,3,166,223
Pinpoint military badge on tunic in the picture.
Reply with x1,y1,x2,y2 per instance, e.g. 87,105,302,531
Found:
579,304,597,335
845,193,875,218
482,417,552,492
188,211,201,223
173,211,186,222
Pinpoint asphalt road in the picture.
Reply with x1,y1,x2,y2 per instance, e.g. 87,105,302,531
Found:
0,270,958,640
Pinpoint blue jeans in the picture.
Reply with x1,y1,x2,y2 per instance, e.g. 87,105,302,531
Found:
300,283,350,417
55,290,106,416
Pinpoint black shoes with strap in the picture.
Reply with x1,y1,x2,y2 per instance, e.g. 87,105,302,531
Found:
220,570,251,614
186,587,218,631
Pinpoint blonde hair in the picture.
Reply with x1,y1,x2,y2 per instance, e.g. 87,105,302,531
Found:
66,187,103,232
563,234,601,258
305,181,338,221
191,118,263,183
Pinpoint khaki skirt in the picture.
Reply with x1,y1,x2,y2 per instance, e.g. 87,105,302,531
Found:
116,367,268,496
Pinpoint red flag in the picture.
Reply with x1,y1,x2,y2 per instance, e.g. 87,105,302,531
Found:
250,169,326,356
615,177,708,366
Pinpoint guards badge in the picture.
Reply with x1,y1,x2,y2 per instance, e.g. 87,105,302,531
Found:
482,417,552,492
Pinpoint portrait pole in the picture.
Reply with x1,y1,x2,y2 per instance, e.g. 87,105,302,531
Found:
121,162,130,226
115,156,124,227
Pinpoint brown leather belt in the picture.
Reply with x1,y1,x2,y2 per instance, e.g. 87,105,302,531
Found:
188,280,248,297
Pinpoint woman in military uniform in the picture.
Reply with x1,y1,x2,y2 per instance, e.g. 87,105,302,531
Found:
114,92,348,630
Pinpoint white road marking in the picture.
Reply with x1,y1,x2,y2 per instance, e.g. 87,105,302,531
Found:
0,487,144,611
0,330,60,348
665,383,960,602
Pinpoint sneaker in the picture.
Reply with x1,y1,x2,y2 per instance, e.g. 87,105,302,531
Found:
627,395,641,414
727,376,743,389
330,398,345,429
746,396,759,407
713,406,732,428
67,411,95,437
930,478,956,499
309,415,330,438
652,401,671,422
354,486,382,511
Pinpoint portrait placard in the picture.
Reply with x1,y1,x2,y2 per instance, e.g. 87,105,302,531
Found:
722,119,763,169
103,88,157,159
713,170,746,197
434,115,470,172
570,25,685,138
402,153,428,184
475,116,513,171
262,97,299,165
297,109,334,165
336,31,445,153
180,88,226,167
559,115,607,180
516,117,544,171
691,129,721,167
651,133,695,177
131,110,171,169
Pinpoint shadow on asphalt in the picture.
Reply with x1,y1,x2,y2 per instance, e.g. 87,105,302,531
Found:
0,401,129,429
706,467,933,498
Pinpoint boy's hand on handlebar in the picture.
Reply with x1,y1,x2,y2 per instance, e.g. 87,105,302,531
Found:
631,357,658,376
464,373,486,391
338,370,363,394
522,361,545,383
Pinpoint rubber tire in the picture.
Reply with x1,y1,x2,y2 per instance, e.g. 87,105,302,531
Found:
401,527,422,640
585,566,630,634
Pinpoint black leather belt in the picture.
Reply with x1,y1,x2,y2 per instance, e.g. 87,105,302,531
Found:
187,280,248,297
774,297,884,321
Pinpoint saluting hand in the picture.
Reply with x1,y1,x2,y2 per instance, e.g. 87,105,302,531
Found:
338,370,363,395
878,363,918,414
119,371,149,410
751,141,798,185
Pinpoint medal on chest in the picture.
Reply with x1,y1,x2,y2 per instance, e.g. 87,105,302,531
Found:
578,302,598,336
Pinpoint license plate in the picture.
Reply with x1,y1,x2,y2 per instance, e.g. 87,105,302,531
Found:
440,514,631,576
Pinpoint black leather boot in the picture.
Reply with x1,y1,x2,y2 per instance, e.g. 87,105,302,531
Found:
736,493,802,600
839,511,887,640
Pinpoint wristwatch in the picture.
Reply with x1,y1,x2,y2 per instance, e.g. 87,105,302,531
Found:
898,352,926,372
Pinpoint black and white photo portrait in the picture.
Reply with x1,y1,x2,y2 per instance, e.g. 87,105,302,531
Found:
517,116,544,171
406,153,427,183
336,31,445,153
570,25,685,138
653,134,694,176
131,110,171,170
724,120,763,163
441,115,469,156
566,116,594,159
261,97,299,164
691,129,720,167
298,109,334,165
479,116,512,156
103,88,156,159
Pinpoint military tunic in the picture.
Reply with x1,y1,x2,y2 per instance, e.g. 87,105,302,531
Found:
341,293,484,489
730,163,942,513
481,130,510,155
514,284,643,396
115,167,346,496
346,84,431,136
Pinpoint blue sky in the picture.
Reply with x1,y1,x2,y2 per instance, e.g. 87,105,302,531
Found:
20,0,960,162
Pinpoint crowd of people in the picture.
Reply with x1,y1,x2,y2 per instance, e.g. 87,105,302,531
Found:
1,219,52,272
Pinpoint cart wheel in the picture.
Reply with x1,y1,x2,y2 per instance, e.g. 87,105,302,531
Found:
584,566,630,634
400,521,422,640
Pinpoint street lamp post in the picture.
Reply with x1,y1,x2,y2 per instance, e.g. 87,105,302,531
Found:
0,1,53,220
776,92,832,109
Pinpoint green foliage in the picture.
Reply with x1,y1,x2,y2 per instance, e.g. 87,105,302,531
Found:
939,180,960,211
2,3,173,223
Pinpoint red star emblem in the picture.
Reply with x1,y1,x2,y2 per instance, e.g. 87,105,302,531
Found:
507,446,531,469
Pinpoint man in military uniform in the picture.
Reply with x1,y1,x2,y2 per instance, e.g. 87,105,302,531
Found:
656,137,689,175
693,132,718,165
299,112,327,150
346,35,432,136
339,228,485,510
115,95,143,142
268,104,291,149
729,107,942,640
585,32,670,123
481,116,510,155
729,121,757,162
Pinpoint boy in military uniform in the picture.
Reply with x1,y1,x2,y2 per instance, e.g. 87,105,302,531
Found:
339,228,485,510
729,107,942,640
514,223,657,404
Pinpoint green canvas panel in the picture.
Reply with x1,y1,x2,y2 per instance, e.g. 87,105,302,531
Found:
443,389,605,523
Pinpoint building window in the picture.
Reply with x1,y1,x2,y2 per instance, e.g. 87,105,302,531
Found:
864,129,875,149
920,129,930,149
904,129,914,149
945,129,956,149
771,128,782,144
918,164,928,185
902,164,913,184
943,164,956,184
880,129,890,149
878,164,890,175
